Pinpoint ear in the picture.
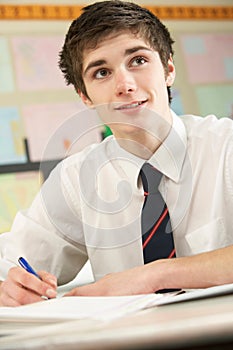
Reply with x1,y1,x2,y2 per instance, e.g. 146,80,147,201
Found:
79,91,95,108
166,55,176,87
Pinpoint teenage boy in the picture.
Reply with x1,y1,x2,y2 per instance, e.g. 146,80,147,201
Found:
0,0,233,306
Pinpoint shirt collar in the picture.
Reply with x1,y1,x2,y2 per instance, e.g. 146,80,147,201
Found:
108,110,187,187
149,110,187,182
107,137,144,189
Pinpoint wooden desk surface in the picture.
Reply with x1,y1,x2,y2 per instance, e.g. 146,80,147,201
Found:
1,294,233,350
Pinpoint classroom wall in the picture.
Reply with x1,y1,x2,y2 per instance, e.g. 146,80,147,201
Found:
2,0,233,5
0,0,233,233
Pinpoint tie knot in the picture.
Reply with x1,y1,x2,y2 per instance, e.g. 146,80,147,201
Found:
141,163,162,194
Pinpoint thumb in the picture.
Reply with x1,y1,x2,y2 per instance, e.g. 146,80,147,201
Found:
64,288,78,297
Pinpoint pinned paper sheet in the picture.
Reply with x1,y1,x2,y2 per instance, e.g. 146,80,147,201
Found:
180,33,233,84
11,35,68,91
22,101,102,161
0,37,15,93
0,171,42,233
195,85,233,118
0,107,26,165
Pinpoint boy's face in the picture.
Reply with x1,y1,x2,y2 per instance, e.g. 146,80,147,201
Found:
80,32,175,147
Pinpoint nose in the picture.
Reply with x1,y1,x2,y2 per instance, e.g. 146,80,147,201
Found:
114,69,137,96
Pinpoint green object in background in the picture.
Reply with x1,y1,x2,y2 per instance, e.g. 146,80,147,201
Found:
102,125,112,139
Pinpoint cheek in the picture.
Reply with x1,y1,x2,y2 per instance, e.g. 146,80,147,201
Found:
87,85,111,106
152,79,168,99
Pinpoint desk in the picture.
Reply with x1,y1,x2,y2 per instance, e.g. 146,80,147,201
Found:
1,294,233,350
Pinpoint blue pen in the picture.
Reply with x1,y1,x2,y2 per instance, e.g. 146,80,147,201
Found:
18,257,41,280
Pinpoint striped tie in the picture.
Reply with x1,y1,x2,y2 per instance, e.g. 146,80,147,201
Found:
141,162,176,263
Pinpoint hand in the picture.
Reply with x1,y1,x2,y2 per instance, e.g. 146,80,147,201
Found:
65,264,158,297
0,266,57,307
66,246,233,297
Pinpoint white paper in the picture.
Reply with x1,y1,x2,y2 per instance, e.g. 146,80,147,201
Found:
1,283,233,325
0,294,167,323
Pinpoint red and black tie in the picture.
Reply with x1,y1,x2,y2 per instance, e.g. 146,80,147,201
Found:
141,162,176,264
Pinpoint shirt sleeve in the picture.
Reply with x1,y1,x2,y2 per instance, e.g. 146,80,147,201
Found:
0,160,88,285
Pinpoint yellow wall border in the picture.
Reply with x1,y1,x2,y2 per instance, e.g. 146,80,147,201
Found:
0,5,232,20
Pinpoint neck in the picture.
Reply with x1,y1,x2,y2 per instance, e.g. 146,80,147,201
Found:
116,135,159,160
115,123,172,159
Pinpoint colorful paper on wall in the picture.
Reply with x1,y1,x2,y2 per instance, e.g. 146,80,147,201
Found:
22,101,102,161
0,107,26,165
180,34,233,84
171,88,184,115
0,172,42,233
11,35,68,91
0,36,15,93
195,85,233,118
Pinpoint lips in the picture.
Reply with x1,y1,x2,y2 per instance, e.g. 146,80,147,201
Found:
114,99,148,110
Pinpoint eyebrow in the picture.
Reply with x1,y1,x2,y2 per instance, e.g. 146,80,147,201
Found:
83,45,152,77
83,59,107,77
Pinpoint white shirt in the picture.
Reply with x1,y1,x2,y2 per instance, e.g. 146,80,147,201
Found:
1,111,233,285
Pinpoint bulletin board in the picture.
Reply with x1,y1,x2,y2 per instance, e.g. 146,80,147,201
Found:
0,4,233,232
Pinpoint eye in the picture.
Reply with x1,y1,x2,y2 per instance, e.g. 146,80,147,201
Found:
130,56,147,67
94,68,110,79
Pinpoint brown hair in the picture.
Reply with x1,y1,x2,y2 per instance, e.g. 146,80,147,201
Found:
59,0,175,103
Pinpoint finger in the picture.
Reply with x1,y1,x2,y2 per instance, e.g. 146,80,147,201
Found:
0,280,21,306
64,288,77,297
9,267,57,300
64,284,101,297
38,271,57,289
9,282,45,305
0,278,41,306
0,292,21,307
